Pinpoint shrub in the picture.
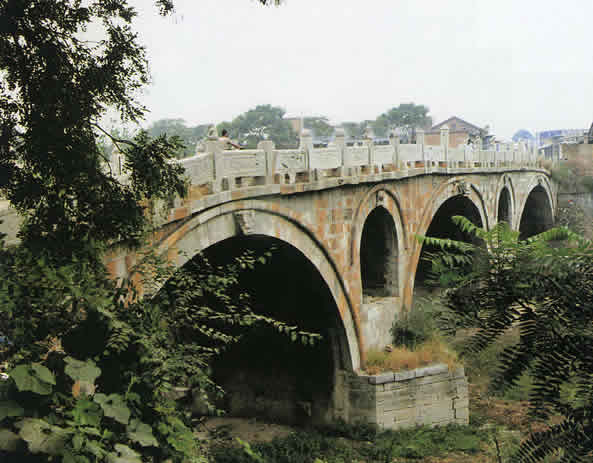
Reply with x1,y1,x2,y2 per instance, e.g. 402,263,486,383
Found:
390,296,441,349
365,339,458,375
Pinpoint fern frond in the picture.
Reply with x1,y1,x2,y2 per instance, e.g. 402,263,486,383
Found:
415,234,474,253
527,226,583,244
451,215,487,239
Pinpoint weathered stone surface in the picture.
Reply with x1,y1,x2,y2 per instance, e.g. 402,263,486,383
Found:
342,365,471,430
416,363,449,377
394,369,416,382
368,372,395,385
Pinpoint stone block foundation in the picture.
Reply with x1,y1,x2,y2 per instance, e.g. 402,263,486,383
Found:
338,363,468,430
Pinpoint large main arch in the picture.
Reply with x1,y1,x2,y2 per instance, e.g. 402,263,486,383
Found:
156,201,361,372
349,186,408,350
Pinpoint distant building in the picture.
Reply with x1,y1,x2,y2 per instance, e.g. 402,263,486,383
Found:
536,129,586,147
425,116,487,148
536,128,588,160
512,129,535,142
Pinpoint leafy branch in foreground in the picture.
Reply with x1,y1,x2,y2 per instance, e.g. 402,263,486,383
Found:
419,215,593,462
0,241,320,462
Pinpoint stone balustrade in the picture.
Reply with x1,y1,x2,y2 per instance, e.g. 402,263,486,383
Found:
174,127,540,195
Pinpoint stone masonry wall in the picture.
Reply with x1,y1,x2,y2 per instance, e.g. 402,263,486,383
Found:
342,364,468,429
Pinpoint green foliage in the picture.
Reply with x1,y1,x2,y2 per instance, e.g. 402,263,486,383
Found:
422,215,593,461
0,1,298,461
146,118,211,158
551,165,578,191
342,121,367,139
391,296,442,349
10,364,55,395
577,174,593,193
304,116,334,138
220,104,298,149
374,103,432,137
556,200,587,236
210,423,488,463
0,0,190,264
551,164,593,194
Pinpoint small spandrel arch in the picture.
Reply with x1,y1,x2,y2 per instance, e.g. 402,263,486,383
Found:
360,206,399,299
498,186,512,224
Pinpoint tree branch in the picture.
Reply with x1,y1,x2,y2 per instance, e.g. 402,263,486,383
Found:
92,122,138,156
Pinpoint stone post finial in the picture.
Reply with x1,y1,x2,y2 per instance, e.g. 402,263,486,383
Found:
299,128,313,149
207,125,218,140
416,128,425,146
299,128,313,170
206,131,223,192
333,128,346,167
389,129,400,168
257,139,276,183
364,126,375,140
440,126,450,163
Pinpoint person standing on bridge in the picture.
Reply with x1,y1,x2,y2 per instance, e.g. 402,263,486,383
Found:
219,129,241,150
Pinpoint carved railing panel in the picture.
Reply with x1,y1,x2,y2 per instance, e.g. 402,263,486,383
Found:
373,145,394,165
344,146,369,167
275,149,307,172
309,147,341,170
222,149,266,177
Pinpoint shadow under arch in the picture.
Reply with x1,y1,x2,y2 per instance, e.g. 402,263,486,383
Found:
350,186,408,268
498,186,513,224
414,194,484,293
360,206,399,298
406,179,488,305
495,174,515,227
196,234,348,425
156,203,361,372
518,183,555,239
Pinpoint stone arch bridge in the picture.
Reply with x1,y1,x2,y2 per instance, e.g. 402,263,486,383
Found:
105,129,556,426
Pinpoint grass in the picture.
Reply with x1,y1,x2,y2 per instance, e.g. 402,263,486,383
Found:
365,338,459,375
209,423,489,463
361,295,460,375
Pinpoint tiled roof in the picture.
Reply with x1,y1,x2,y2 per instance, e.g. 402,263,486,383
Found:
431,116,483,132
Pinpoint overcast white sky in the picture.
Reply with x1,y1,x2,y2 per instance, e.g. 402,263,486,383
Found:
129,0,593,139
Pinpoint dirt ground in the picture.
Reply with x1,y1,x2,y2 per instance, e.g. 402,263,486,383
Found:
195,416,296,444
198,384,554,463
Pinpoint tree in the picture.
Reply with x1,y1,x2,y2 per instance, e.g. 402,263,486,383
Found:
228,104,297,149
342,121,368,139
0,0,188,264
304,116,334,138
146,118,210,158
0,0,291,461
422,217,593,461
374,103,432,138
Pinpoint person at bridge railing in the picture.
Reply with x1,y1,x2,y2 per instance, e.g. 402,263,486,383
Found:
219,129,242,150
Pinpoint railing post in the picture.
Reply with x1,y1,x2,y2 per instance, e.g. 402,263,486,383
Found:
390,130,400,169
257,139,276,184
417,128,426,168
299,128,313,171
364,126,375,169
206,126,224,192
333,127,345,176
440,126,449,166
